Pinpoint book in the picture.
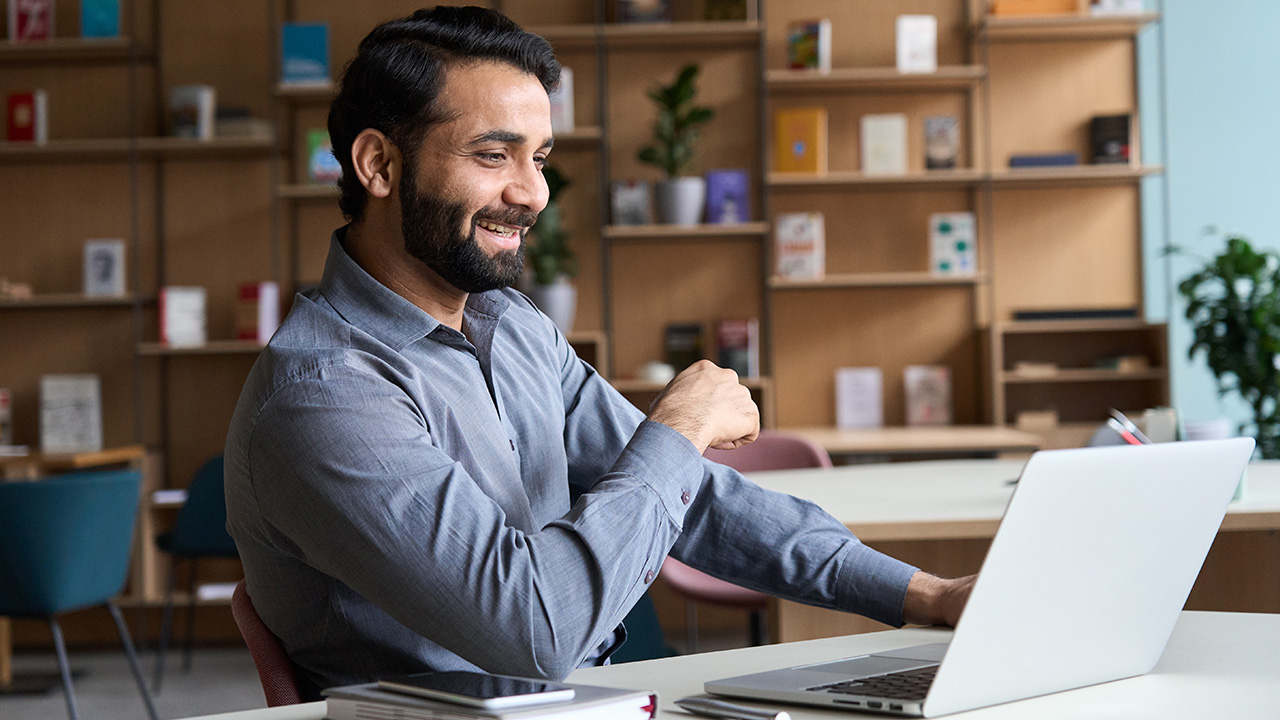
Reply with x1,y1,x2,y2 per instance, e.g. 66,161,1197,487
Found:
716,318,759,378
281,22,330,86
1011,307,1138,322
860,113,908,175
615,0,671,23
704,169,749,224
929,212,977,275
787,19,831,72
896,15,937,74
610,180,652,226
664,323,703,372
6,90,48,143
324,678,656,720
774,212,824,279
904,365,952,426
835,367,883,430
307,128,342,184
236,281,280,344
1090,114,1132,164
924,115,959,170
0,388,11,446
8,0,53,42
83,238,127,296
169,84,216,140
548,66,574,134
1089,0,1144,15
1008,152,1079,167
159,286,207,347
773,107,827,174
40,374,103,453
80,0,120,38
990,0,1081,15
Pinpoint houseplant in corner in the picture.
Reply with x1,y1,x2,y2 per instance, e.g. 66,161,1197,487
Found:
638,63,715,226
526,164,578,334
1176,230,1280,458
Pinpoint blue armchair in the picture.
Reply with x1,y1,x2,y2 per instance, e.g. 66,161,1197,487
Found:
0,469,158,720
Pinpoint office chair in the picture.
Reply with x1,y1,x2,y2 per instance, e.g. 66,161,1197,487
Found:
662,430,832,652
0,469,159,720
231,579,304,706
153,455,239,690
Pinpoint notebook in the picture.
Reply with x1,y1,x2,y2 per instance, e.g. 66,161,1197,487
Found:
706,438,1254,717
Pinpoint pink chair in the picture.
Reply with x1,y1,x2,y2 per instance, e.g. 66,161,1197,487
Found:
662,431,832,652
231,579,304,707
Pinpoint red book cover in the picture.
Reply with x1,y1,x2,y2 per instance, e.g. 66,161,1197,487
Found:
7,92,35,142
9,0,54,42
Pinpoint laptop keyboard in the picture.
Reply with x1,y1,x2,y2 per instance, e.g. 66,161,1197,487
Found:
808,665,938,701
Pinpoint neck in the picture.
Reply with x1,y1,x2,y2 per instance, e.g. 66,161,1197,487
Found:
343,217,468,331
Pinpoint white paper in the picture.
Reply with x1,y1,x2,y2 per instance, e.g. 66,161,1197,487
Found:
896,15,938,74
162,286,207,347
836,367,883,430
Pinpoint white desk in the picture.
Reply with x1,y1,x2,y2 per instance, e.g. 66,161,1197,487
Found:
180,611,1280,720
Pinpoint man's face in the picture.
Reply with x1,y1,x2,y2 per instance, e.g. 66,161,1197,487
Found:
399,61,553,294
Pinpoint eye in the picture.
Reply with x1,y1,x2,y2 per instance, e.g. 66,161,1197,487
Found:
534,154,548,169
477,152,507,163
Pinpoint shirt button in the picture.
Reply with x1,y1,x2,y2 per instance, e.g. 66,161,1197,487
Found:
644,570,655,584
681,490,691,505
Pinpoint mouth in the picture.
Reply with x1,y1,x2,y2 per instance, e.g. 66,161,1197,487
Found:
475,219,526,251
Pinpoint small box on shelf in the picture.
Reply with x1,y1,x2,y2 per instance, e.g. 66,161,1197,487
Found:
6,90,48,144
237,281,280,344
169,85,216,140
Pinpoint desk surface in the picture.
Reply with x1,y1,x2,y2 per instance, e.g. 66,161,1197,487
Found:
784,426,1042,457
179,611,1280,720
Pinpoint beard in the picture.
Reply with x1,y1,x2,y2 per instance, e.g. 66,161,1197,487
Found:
399,161,535,294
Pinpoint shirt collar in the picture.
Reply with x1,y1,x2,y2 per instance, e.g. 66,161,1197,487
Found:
319,226,511,351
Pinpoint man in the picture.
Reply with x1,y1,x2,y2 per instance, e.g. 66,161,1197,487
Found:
224,6,974,699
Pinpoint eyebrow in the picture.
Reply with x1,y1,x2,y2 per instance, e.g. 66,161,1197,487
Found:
467,130,554,150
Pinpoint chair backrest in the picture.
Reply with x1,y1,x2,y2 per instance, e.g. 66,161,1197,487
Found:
231,579,303,707
702,430,832,472
0,469,142,616
168,456,238,557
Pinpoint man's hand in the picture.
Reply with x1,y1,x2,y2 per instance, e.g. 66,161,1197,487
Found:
647,360,760,454
901,572,977,627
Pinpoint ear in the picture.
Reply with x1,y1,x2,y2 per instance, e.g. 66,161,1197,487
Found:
350,129,399,200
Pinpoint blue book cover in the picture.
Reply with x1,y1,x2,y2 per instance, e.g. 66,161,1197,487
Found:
281,22,330,85
704,169,750,224
1008,152,1079,168
81,0,121,38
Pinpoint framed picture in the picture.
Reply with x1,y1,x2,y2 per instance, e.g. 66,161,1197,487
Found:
83,238,126,296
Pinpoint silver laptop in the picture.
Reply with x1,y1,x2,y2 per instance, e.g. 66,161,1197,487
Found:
706,438,1254,717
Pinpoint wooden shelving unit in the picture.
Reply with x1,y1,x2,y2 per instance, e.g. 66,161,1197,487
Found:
136,340,265,356
0,293,141,309
0,37,140,63
987,164,1163,188
770,272,987,290
604,222,768,241
767,65,986,93
978,12,1160,41
0,136,274,163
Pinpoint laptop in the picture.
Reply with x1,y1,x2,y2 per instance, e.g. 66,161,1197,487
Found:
705,438,1254,717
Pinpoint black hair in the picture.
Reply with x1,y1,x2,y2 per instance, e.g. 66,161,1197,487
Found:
327,6,561,221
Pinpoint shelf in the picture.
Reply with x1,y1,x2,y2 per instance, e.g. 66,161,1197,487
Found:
532,20,763,49
604,222,768,241
767,65,985,93
0,37,141,63
528,23,600,50
999,318,1158,333
0,293,141,309
988,164,1162,187
1002,368,1167,384
770,272,986,290
612,376,771,394
553,126,603,147
137,340,265,356
0,136,274,163
979,13,1160,41
277,183,339,200
274,81,335,101
784,425,1043,457
769,169,984,190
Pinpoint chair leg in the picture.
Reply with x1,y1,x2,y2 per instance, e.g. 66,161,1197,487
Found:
108,601,160,720
183,559,199,673
153,555,178,691
748,609,767,646
684,601,699,654
48,617,80,720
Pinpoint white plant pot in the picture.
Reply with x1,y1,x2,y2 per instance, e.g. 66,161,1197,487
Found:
654,176,706,226
527,281,577,335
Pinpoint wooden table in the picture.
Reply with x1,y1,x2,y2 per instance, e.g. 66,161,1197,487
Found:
785,425,1043,460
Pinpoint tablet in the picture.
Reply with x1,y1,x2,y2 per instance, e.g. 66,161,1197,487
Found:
377,671,576,710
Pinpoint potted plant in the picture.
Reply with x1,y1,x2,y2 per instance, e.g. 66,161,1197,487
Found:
526,164,578,334
1176,230,1280,457
638,63,715,226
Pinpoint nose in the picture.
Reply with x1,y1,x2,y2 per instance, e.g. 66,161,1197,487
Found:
503,157,549,215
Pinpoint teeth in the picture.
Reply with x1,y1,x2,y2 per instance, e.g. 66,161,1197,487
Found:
480,220,517,236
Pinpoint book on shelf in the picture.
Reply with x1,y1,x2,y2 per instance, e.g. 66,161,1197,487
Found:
0,388,11,446
615,0,671,23
924,115,959,170
548,66,574,134
904,365,952,427
860,113,908,175
169,84,216,140
80,0,120,38
774,212,824,280
1011,307,1139,322
716,318,759,378
1008,152,1079,168
7,90,48,144
704,169,749,225
787,19,832,72
989,0,1082,16
324,677,657,720
307,128,342,184
280,22,330,86
896,15,937,74
610,180,652,226
40,374,103,454
1090,0,1144,15
1090,113,1132,164
835,367,883,430
773,107,827,174
83,238,127,296
664,323,703,372
929,212,977,276
8,0,53,42
159,286,207,347
237,281,280,344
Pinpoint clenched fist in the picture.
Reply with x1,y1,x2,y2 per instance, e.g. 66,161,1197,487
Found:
647,360,760,454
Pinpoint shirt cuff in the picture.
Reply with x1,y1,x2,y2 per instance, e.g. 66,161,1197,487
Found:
835,541,920,627
608,420,705,529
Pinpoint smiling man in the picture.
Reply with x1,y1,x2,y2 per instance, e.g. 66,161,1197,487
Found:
224,6,972,700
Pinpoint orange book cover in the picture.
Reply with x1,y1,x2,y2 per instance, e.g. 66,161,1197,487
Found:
773,107,827,174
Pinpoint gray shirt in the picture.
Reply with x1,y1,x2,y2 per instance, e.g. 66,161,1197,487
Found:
224,228,918,695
